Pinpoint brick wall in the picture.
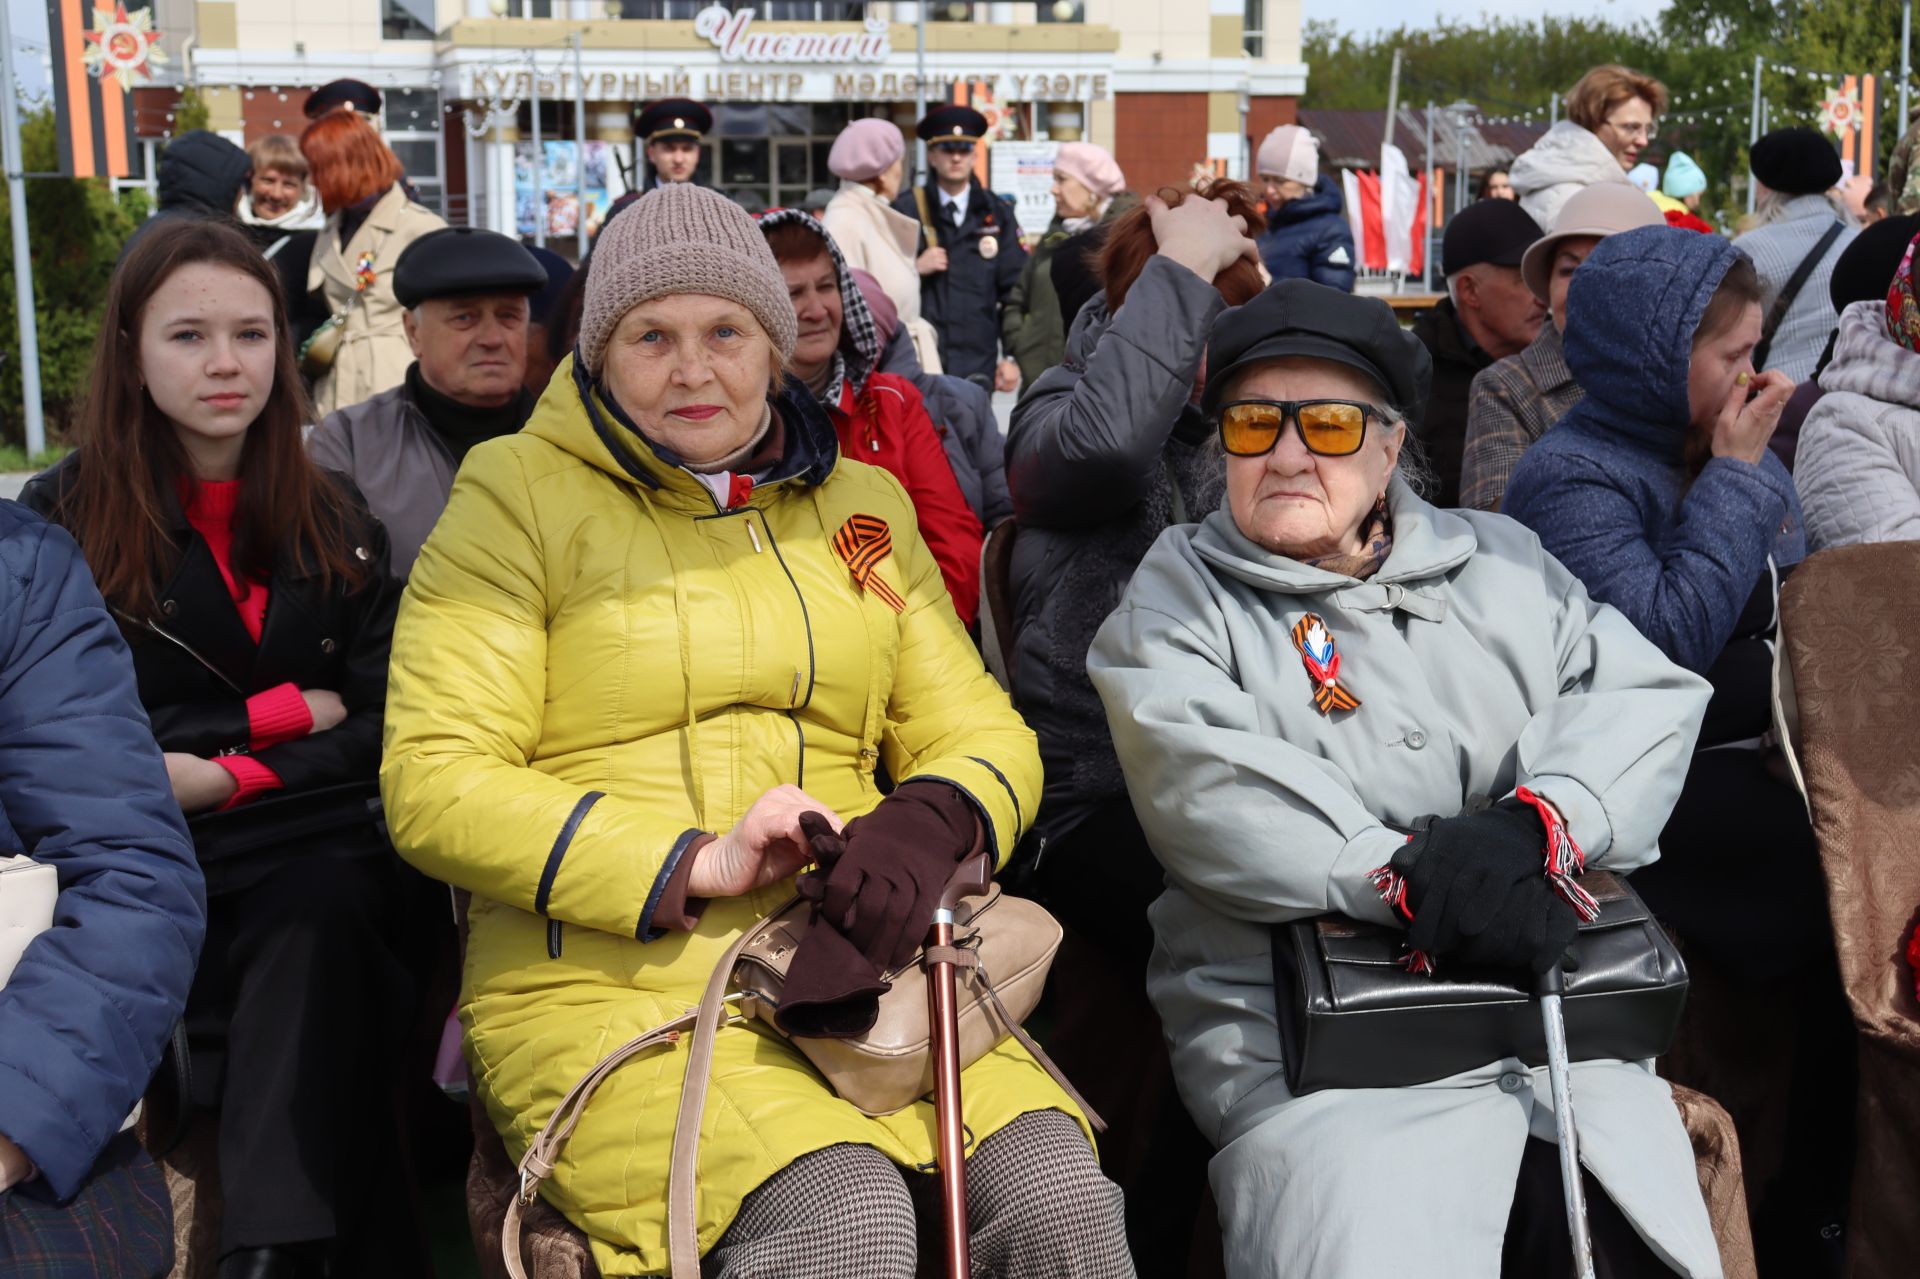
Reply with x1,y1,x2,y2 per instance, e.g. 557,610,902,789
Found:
1112,92,1209,196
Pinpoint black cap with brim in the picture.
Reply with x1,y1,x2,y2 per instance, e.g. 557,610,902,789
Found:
639,98,713,143
1202,279,1433,429
304,79,382,121
393,227,550,310
917,104,988,144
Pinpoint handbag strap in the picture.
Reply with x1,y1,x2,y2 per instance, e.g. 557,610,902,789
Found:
1753,219,1845,371
924,942,1107,1133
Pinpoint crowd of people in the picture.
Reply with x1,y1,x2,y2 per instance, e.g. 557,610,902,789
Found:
0,57,1914,1279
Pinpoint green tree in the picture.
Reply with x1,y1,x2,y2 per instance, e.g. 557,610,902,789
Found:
0,108,149,448
172,86,210,136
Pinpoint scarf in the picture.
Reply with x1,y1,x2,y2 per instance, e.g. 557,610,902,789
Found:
1886,228,1920,352
1301,505,1394,580
406,363,534,463
235,188,326,232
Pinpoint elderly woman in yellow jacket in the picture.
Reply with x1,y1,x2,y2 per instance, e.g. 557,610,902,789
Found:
381,183,1130,1278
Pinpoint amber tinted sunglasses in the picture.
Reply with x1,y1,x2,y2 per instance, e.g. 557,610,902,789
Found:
1215,398,1383,458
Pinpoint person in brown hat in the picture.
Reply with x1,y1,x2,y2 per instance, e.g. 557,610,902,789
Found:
1460,185,1665,510
380,182,1133,1279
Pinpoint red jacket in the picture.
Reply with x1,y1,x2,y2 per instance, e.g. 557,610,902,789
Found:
830,372,983,627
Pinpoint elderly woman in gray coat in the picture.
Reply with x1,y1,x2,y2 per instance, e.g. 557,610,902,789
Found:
1089,280,1722,1279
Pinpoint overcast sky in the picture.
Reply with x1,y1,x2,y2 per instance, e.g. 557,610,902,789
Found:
1301,0,1671,37
3,0,1678,100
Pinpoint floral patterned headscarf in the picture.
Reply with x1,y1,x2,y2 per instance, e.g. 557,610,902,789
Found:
1885,228,1920,351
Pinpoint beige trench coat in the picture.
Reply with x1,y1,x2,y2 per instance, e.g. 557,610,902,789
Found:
823,180,943,374
306,185,446,416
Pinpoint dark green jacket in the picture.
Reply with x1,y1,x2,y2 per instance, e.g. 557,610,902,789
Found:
1001,194,1138,390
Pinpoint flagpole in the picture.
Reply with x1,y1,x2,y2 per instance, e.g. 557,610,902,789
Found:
1903,0,1913,142
0,0,46,456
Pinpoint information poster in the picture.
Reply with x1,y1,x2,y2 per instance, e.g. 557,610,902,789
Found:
990,141,1060,246
515,140,623,241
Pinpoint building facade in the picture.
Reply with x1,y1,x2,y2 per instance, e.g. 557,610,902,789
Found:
136,0,1303,247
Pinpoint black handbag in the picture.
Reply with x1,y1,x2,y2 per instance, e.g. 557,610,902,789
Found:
1271,870,1687,1094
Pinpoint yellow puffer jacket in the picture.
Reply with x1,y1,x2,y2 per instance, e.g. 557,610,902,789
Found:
382,359,1069,1274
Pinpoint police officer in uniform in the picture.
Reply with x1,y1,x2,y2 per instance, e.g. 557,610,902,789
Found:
308,226,547,578
893,104,1028,391
637,98,713,190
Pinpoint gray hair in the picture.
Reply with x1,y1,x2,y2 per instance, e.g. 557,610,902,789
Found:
1741,186,1853,233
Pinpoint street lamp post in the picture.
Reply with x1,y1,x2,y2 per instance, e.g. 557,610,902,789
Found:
0,0,46,455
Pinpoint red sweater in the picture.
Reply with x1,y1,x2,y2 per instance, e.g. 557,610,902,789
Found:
179,479,313,808
830,373,984,627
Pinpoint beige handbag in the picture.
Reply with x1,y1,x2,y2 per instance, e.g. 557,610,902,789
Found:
502,881,1098,1279
0,855,57,989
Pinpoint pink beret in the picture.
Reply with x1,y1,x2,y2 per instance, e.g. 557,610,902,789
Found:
1053,142,1126,201
828,118,906,183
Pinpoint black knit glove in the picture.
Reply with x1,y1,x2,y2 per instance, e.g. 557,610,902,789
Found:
1388,801,1578,974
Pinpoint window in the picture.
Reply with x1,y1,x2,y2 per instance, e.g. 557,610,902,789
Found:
385,89,446,214
381,0,434,40
1243,0,1263,57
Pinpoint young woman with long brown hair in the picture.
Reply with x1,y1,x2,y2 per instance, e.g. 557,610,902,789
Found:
21,218,411,1279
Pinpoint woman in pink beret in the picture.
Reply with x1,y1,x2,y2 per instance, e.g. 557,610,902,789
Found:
822,116,945,374
1003,140,1136,389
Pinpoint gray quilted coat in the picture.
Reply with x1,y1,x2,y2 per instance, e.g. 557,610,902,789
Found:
1088,480,1722,1278
1796,300,1920,550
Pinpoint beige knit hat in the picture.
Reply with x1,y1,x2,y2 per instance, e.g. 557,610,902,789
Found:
579,184,798,377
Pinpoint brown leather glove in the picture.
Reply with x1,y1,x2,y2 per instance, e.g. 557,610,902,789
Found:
798,781,982,971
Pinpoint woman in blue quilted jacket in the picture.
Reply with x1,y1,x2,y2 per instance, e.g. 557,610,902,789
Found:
0,502,206,1277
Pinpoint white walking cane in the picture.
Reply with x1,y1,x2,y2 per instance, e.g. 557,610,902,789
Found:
1538,961,1597,1279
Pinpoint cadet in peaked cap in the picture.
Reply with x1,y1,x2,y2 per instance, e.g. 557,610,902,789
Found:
896,104,1025,390
638,98,712,190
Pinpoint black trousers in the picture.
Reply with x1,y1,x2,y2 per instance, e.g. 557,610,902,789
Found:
1031,800,1214,1277
1631,747,1854,1272
185,839,409,1256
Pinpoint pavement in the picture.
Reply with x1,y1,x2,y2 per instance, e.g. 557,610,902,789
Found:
0,474,29,502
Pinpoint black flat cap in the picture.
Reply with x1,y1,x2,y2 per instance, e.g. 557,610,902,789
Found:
918,105,988,146
639,99,712,143
1442,198,1544,276
1203,279,1433,428
304,79,382,121
393,227,549,311
1751,127,1842,196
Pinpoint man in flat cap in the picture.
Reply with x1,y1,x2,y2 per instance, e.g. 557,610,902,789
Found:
304,78,382,121
308,227,547,576
1411,197,1545,505
893,104,1027,391
637,98,712,191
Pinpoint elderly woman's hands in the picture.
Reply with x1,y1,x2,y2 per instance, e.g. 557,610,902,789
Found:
1148,193,1259,283
689,785,844,899
1388,803,1580,975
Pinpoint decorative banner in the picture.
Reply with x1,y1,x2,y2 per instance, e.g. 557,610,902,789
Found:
1820,83,1863,137
44,0,159,178
1834,75,1878,190
514,140,624,242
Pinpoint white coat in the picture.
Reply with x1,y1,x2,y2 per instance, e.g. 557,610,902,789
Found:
1797,300,1920,550
823,180,944,374
1087,479,1722,1279
1510,121,1636,230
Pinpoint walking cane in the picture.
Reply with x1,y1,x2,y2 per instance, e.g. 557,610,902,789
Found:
926,850,992,1279
1538,960,1597,1279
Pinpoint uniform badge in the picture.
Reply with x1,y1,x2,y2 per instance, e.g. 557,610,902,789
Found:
1289,613,1360,715
979,234,999,260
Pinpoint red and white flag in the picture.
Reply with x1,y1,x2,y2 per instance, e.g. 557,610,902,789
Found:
1342,147,1427,277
